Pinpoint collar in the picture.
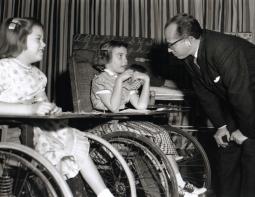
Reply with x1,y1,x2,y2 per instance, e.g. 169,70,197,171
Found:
194,48,198,58
104,69,118,78
13,58,32,70
194,39,200,58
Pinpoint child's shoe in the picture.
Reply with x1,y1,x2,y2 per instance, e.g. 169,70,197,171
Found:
175,155,184,161
179,182,206,196
98,188,114,197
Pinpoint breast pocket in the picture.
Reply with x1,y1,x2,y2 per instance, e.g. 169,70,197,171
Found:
213,76,221,83
208,73,227,96
203,69,224,91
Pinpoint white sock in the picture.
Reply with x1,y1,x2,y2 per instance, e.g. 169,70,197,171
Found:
97,188,114,197
175,173,185,188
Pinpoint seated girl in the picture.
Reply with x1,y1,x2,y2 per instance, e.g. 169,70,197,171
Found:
0,17,113,197
90,40,207,196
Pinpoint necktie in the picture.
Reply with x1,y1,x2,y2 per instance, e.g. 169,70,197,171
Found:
191,56,201,76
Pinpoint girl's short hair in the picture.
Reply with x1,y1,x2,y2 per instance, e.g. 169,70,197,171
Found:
97,40,128,65
0,17,43,58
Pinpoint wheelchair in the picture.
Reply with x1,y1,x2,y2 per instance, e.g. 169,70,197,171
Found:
75,118,210,197
68,41,212,196
0,111,210,197
0,140,72,197
0,124,136,197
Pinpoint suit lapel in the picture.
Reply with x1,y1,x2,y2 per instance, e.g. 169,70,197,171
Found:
185,30,221,88
184,55,202,78
197,31,215,86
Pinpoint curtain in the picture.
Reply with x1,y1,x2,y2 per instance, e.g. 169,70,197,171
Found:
0,0,254,105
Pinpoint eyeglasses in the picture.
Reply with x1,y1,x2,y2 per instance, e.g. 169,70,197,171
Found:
167,38,185,49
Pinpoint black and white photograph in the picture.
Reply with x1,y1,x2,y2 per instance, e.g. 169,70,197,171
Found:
0,0,254,197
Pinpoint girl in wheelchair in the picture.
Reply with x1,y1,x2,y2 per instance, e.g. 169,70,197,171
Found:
91,40,206,196
0,17,114,197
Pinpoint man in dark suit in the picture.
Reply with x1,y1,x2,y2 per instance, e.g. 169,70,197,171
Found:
164,13,255,197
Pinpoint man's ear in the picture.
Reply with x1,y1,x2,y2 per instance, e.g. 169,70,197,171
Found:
185,39,191,47
186,36,196,47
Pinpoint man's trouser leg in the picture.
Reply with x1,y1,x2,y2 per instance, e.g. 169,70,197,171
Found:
241,139,255,197
217,142,241,197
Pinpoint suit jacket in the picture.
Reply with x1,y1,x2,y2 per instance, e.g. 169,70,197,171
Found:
184,30,255,138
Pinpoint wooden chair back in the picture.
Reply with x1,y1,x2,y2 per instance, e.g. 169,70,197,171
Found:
69,34,155,112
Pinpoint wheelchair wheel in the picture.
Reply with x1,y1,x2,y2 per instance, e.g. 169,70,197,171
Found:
103,131,179,197
164,126,211,188
0,142,73,197
82,133,136,197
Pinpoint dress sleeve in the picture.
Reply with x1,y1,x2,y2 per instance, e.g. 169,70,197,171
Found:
92,75,111,95
91,74,113,110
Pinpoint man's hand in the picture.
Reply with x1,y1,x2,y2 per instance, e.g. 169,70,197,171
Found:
214,125,230,148
230,130,248,145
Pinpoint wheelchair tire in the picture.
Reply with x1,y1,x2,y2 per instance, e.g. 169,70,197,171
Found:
82,132,137,197
163,126,211,188
0,142,73,197
103,131,179,197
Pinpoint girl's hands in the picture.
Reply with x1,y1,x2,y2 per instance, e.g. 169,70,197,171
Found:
117,70,149,83
49,103,62,115
31,102,62,115
132,71,149,82
117,69,134,82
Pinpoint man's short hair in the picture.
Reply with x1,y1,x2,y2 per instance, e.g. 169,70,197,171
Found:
165,13,202,39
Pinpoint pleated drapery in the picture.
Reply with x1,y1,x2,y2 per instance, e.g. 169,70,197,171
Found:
0,0,254,102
